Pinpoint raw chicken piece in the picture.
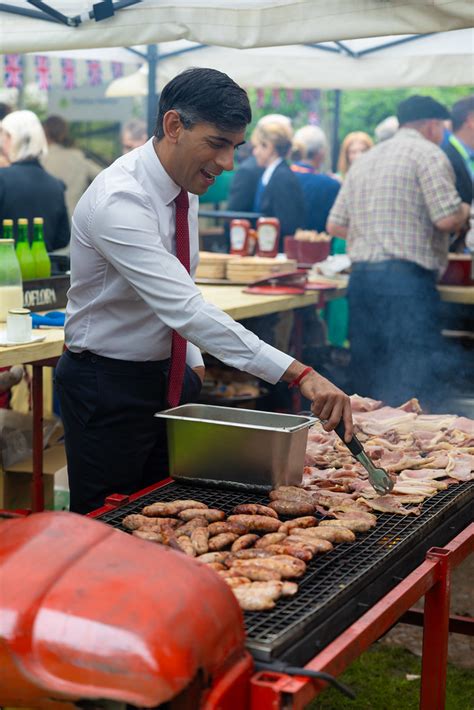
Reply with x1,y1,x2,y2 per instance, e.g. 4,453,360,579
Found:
319,519,373,533
357,496,422,516
292,526,356,544
350,394,383,412
446,452,474,481
231,582,287,610
399,469,448,481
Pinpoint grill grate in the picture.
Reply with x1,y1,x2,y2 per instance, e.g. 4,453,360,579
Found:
96,479,473,662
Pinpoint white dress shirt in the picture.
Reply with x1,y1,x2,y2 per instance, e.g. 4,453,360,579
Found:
262,157,283,186
65,138,293,383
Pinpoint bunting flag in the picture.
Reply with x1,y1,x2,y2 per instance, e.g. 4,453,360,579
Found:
111,61,124,79
35,55,51,90
87,60,102,86
4,54,23,88
61,58,77,89
256,88,265,108
308,111,320,125
271,88,280,107
286,89,295,104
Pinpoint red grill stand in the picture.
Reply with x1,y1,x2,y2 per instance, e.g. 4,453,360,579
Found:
249,523,473,710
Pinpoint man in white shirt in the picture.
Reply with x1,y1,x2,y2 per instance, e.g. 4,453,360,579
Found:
55,68,353,514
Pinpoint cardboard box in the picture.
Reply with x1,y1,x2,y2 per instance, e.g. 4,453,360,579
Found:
0,443,67,510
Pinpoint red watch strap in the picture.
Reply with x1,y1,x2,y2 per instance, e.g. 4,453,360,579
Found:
288,366,314,389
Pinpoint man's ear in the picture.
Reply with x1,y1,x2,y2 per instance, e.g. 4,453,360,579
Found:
162,110,182,144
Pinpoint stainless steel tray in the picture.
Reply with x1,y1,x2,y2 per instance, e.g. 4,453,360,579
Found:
154,404,316,490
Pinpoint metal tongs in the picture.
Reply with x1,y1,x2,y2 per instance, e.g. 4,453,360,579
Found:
334,420,394,495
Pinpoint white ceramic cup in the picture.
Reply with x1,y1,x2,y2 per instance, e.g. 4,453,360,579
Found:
7,308,32,343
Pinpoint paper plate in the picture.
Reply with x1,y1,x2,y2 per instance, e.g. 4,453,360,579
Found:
0,330,46,347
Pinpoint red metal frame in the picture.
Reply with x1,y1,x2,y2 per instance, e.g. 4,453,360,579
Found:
248,523,473,710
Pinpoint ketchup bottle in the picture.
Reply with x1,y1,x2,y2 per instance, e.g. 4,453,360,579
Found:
256,217,280,257
230,219,251,255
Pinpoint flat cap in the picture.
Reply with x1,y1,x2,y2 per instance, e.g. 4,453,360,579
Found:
397,95,450,124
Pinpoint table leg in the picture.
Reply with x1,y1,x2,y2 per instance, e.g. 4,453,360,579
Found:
32,363,44,512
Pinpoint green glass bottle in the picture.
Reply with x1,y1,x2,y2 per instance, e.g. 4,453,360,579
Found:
31,217,51,279
2,218,14,240
0,239,23,321
15,218,35,281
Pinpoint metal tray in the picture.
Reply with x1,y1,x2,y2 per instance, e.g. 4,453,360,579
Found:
154,404,316,490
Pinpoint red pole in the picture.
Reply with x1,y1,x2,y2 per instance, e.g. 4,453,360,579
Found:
420,547,451,710
32,363,44,512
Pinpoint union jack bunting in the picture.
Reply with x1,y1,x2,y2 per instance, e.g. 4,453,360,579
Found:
35,56,51,90
4,54,23,88
285,89,295,104
61,58,77,90
87,60,102,86
271,88,280,107
256,88,265,108
111,61,124,79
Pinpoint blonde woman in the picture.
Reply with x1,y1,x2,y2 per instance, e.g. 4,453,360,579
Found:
0,110,69,249
337,131,374,178
252,120,306,246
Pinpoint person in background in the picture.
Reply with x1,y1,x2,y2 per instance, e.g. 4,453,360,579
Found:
121,118,148,154
55,68,352,514
252,120,306,246
337,131,374,179
0,110,69,251
42,115,102,222
374,115,399,142
327,95,470,408
291,125,340,233
0,102,12,167
227,114,292,213
442,95,473,206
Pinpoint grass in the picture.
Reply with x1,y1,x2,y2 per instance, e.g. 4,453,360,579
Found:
307,644,474,710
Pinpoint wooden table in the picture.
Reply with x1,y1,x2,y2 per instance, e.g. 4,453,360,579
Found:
438,285,474,305
1,284,345,512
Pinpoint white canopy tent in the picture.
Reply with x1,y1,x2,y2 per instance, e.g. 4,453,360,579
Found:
0,0,472,53
106,30,474,94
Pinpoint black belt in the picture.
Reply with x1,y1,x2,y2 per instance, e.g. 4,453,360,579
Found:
65,349,170,374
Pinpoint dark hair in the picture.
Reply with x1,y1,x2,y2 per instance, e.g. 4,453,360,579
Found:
0,102,12,121
43,115,73,147
154,67,251,141
451,95,474,132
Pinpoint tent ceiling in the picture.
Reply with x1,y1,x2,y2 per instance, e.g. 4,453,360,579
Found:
1,0,473,53
105,30,474,92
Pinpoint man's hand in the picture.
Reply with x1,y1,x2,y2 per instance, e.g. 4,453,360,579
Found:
282,361,353,442
192,366,205,384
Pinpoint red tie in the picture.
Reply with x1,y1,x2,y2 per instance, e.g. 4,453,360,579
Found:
167,188,190,408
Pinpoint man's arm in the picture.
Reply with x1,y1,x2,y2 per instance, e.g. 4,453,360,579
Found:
281,360,353,441
326,221,348,238
326,180,350,238
435,202,470,233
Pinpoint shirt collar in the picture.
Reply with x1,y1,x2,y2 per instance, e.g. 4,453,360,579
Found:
139,137,182,206
396,127,427,142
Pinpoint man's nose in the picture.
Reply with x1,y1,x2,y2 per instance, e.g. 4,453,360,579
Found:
216,147,235,172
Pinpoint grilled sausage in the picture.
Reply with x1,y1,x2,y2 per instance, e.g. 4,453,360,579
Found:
255,532,288,548
132,529,163,542
231,534,259,551
263,544,313,562
269,486,314,503
179,508,226,522
227,514,281,533
228,562,281,582
219,573,253,587
122,514,179,531
278,516,317,533
196,551,230,565
286,535,333,553
231,585,278,611
251,580,298,597
230,549,276,560
232,503,279,519
208,521,247,537
142,500,207,517
268,500,315,517
177,517,209,536
206,562,227,572
191,527,209,555
176,535,196,556
291,526,356,544
233,555,306,579
208,533,239,551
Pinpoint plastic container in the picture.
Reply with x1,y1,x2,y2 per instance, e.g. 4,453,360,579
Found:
155,404,316,489
284,236,299,260
439,254,474,286
296,240,331,264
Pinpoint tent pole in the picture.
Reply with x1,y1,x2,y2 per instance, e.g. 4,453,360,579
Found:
147,44,158,137
331,89,341,173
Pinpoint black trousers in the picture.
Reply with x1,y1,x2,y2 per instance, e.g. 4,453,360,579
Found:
54,349,202,514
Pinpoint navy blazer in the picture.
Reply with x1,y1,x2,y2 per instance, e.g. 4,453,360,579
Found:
259,160,306,244
442,141,472,205
0,159,70,250
227,155,264,212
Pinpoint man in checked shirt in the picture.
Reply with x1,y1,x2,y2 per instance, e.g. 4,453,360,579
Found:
327,95,470,408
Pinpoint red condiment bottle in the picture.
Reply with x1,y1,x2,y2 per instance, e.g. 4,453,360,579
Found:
229,219,251,255
256,217,280,257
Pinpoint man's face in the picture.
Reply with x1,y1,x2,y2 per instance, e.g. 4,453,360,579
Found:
168,120,246,195
428,119,445,145
253,139,275,168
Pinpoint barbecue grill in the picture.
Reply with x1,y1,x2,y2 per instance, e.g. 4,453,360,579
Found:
91,478,473,667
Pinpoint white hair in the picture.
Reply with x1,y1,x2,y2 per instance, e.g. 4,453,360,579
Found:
1,110,48,162
374,115,399,142
257,113,292,129
293,125,327,159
